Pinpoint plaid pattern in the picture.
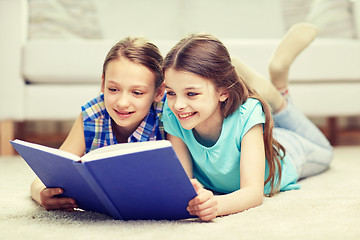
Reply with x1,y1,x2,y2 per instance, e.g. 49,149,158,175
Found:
82,94,166,153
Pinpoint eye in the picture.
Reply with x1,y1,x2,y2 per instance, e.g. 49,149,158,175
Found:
133,90,144,96
166,91,176,96
108,87,118,92
187,92,198,97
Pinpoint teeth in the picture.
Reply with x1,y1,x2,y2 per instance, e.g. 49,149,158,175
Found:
179,112,193,118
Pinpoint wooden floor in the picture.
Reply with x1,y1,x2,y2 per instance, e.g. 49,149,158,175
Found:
323,128,360,146
1,117,359,156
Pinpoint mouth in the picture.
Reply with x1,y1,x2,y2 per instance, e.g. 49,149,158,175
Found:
114,109,135,117
178,112,196,119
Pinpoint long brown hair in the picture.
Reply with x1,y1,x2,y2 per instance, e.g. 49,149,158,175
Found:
163,33,285,196
103,37,164,88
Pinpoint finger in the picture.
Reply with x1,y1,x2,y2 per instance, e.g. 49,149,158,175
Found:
40,191,78,210
62,208,76,212
42,188,63,197
188,201,216,217
188,204,217,220
45,197,77,207
43,200,78,211
188,197,217,212
190,179,203,192
44,202,78,211
188,207,217,221
199,212,217,222
41,188,76,204
189,190,212,206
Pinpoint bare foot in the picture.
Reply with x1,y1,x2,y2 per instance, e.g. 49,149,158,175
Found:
269,23,318,91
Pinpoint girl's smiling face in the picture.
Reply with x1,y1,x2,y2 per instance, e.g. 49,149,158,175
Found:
165,68,228,136
102,57,164,137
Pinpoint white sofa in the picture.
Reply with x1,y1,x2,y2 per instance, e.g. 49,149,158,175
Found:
1,0,360,155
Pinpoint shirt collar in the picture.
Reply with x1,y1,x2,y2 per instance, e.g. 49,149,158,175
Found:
128,96,165,142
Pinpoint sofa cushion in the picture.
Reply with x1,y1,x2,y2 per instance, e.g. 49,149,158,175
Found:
23,38,360,84
23,40,113,84
220,38,360,82
22,39,176,84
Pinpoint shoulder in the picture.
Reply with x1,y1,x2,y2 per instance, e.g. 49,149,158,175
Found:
81,94,107,122
239,98,263,116
237,98,265,122
230,98,265,139
229,98,264,121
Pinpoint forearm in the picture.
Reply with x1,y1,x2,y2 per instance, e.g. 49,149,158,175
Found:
215,187,263,217
30,177,45,204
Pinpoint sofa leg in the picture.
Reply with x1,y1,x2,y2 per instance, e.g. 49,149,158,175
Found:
327,117,338,146
0,120,15,156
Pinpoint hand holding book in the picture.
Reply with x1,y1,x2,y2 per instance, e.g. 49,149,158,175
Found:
11,139,197,220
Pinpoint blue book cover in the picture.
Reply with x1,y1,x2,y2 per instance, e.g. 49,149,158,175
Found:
10,139,197,220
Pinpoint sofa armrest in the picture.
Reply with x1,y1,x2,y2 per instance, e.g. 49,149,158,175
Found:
0,0,27,120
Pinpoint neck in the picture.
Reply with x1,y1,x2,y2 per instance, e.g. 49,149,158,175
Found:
193,116,223,147
111,120,138,143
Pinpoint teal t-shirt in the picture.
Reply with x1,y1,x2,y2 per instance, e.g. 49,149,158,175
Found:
162,98,300,195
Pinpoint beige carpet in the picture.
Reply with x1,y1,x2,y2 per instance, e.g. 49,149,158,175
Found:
1,146,359,240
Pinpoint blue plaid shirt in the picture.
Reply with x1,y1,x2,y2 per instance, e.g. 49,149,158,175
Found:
82,94,166,153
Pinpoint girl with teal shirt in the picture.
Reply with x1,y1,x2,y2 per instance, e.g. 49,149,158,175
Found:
161,23,333,221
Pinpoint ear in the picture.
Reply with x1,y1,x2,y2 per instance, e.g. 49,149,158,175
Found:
101,75,105,93
154,83,165,102
219,88,229,102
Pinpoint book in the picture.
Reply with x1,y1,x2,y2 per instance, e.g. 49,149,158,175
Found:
10,139,197,220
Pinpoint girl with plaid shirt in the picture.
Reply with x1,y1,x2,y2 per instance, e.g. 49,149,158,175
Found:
31,37,166,211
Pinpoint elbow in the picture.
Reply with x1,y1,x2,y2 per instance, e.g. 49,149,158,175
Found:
253,187,264,207
254,193,264,207
245,186,265,208
247,188,264,209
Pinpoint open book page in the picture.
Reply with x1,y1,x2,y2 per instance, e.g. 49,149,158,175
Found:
81,140,172,162
12,139,80,161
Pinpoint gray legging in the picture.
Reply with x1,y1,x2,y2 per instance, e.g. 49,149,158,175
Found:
272,98,333,180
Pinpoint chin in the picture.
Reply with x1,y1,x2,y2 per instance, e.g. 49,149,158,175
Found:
179,122,195,130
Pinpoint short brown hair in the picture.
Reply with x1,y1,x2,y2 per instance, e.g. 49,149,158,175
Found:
103,37,164,88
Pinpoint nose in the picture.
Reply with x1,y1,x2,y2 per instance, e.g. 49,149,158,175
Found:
116,92,130,108
173,96,186,111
